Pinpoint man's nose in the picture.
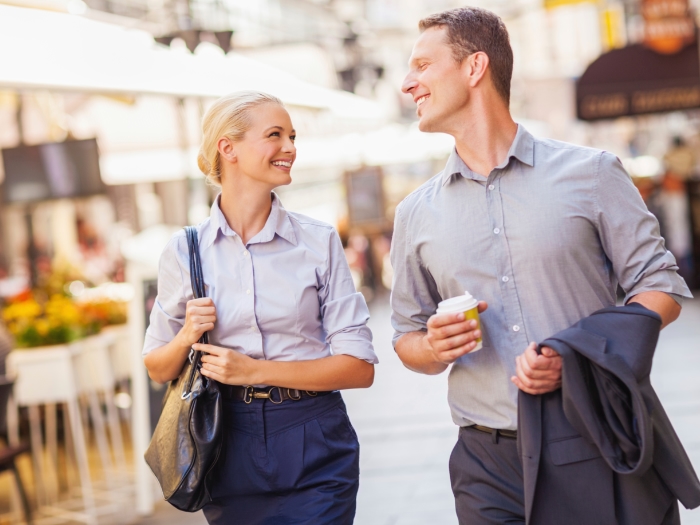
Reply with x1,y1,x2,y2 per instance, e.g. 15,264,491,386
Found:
401,72,417,94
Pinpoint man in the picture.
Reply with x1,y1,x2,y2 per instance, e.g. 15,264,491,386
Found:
390,7,692,525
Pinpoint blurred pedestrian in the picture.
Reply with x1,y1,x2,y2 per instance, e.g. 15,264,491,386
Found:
391,7,691,525
142,91,377,525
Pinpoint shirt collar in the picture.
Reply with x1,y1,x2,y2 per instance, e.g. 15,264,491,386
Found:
201,192,298,250
441,124,535,186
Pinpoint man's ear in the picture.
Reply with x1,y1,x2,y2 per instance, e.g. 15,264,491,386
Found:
464,51,490,89
217,137,236,163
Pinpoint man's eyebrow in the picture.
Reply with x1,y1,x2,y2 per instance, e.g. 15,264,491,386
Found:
409,55,428,66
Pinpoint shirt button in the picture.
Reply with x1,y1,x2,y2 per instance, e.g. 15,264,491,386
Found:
513,325,520,332
502,276,509,282
246,289,251,295
493,227,500,234
488,184,495,191
243,250,249,256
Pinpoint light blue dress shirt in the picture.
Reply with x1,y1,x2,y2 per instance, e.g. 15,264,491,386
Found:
143,193,377,368
390,125,691,431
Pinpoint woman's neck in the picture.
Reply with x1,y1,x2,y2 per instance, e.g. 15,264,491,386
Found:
218,183,273,245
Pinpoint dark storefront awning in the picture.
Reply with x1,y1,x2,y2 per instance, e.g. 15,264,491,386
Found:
576,43,700,121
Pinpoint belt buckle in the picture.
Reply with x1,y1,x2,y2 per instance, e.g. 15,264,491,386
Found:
243,385,254,404
249,386,283,404
287,389,301,401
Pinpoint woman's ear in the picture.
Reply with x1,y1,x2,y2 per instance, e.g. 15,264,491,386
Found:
217,137,236,163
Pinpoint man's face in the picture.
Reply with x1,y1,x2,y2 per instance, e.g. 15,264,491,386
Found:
402,27,470,133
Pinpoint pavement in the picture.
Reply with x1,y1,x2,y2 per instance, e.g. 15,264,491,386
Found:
141,295,700,525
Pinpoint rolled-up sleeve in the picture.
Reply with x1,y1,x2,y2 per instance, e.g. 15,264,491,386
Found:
595,152,693,304
142,234,188,356
319,230,378,364
389,202,441,349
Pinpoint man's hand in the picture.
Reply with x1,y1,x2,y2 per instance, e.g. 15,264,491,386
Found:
511,342,562,395
423,301,488,365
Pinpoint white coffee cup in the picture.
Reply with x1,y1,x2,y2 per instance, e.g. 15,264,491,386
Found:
436,291,482,352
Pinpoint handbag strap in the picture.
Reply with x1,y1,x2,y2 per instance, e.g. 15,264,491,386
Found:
183,226,210,395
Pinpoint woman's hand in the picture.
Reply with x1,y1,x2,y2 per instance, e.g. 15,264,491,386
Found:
180,298,217,347
196,343,261,385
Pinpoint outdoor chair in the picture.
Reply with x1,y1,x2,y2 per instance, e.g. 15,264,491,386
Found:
0,377,32,524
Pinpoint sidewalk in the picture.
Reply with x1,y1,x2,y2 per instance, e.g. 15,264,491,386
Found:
141,296,700,525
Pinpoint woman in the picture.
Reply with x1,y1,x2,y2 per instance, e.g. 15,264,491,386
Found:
142,91,377,524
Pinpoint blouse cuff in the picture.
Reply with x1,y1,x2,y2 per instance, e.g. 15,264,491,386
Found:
329,329,379,364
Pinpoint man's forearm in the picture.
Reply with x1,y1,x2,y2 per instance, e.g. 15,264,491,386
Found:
627,291,681,329
395,331,449,375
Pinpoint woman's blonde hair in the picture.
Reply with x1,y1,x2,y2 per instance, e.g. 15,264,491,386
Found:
197,91,284,187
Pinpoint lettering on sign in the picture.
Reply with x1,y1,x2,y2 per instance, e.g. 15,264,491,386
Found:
580,94,628,119
632,86,700,112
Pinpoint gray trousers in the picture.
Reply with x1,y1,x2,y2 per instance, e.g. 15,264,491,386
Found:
449,426,681,525
449,426,525,525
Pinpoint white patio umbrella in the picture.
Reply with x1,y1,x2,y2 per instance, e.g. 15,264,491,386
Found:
0,4,386,120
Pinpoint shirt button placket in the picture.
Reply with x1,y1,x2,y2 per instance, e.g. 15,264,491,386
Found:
244,247,261,357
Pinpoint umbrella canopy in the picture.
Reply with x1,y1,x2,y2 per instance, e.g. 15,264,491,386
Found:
0,4,385,120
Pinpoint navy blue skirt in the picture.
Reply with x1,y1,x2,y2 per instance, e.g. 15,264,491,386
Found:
202,391,360,525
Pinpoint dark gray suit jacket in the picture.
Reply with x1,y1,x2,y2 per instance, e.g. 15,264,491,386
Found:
518,304,700,525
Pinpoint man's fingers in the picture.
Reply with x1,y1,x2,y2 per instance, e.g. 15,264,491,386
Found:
434,328,481,352
427,312,470,330
524,344,561,372
477,301,488,313
540,346,559,358
436,340,480,363
429,319,477,341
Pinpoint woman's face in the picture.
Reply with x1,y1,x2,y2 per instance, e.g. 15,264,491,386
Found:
226,103,296,189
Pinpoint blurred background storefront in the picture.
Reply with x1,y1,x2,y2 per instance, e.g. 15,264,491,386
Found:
0,0,699,523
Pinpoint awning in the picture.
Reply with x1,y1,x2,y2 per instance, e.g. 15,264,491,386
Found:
576,43,700,121
0,4,385,121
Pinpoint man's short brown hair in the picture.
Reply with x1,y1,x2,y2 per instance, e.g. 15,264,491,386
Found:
419,7,513,105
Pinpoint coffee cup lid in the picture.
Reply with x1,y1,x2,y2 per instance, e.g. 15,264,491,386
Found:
436,291,478,313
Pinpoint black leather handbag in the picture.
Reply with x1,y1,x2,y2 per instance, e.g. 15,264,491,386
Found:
144,226,223,512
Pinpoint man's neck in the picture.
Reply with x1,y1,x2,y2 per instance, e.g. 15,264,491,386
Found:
450,102,518,178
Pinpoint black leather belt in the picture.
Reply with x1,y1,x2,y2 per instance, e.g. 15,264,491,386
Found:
471,424,518,443
220,385,332,404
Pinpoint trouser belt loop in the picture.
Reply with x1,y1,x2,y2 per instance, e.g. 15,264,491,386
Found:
492,428,499,444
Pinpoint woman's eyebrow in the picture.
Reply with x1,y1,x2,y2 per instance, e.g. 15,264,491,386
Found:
264,125,295,133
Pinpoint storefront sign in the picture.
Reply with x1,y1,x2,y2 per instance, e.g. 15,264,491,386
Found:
642,0,695,54
576,38,700,120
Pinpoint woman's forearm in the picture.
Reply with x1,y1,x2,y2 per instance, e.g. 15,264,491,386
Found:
254,354,374,391
143,332,192,384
